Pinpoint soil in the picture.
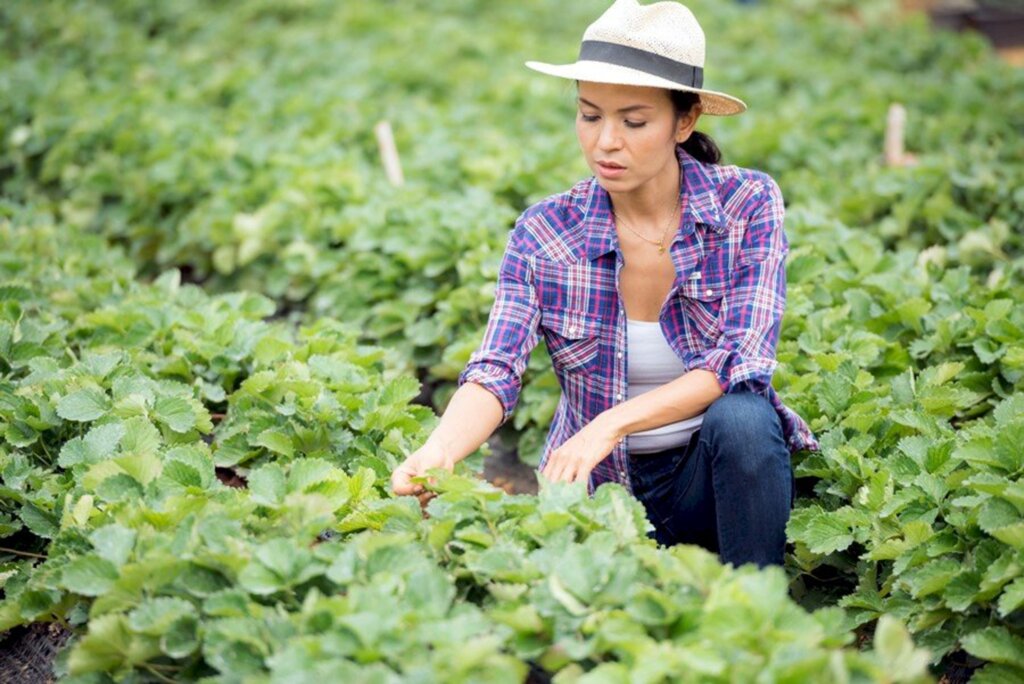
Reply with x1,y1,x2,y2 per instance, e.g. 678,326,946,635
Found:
0,622,72,684
482,432,539,496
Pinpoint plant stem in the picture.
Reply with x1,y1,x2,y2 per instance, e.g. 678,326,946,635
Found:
0,546,47,559
143,664,177,684
52,611,71,631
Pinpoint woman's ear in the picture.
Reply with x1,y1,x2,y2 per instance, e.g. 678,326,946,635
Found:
675,103,702,144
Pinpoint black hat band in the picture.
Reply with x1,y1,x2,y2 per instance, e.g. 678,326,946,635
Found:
578,40,704,89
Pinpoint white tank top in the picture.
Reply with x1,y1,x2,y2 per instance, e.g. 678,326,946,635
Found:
625,319,704,454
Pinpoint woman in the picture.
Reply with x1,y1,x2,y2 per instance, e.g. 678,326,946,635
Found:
391,0,818,568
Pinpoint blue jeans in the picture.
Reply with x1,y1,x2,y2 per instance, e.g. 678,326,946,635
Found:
627,391,794,568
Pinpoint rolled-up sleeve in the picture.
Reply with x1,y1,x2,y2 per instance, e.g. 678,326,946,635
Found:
457,229,541,424
685,178,788,394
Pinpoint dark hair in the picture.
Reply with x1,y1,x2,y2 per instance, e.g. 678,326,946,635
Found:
669,89,721,165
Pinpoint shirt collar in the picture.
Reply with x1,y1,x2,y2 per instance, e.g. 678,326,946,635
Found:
583,146,725,260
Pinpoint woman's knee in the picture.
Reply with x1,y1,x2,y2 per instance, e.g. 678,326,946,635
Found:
704,391,778,437
700,391,786,471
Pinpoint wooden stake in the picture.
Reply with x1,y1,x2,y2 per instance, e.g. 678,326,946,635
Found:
884,103,917,167
374,120,405,187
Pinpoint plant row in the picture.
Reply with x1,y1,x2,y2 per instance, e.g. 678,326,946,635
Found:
0,215,930,681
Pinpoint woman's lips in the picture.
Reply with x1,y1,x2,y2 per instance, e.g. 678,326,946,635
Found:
596,162,626,179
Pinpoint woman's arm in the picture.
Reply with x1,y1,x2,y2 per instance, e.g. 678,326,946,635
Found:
599,367,722,440
540,368,722,483
392,218,541,496
390,382,504,496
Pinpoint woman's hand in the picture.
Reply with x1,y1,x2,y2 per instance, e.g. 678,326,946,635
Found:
391,439,455,502
540,417,622,485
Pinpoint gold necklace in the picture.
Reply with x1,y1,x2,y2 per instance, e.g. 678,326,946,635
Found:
612,189,681,255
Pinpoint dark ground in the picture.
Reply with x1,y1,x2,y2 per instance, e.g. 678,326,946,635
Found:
483,433,539,495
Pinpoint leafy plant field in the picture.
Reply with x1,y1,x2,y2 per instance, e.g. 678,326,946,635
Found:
1,0,1022,681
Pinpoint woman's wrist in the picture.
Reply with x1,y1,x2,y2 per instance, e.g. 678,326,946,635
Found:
423,431,456,462
594,408,629,445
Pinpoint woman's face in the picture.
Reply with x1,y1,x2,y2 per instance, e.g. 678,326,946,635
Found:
575,81,699,195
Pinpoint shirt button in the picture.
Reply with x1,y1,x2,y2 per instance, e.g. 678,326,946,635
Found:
705,289,714,297
617,352,623,359
619,470,627,479
616,393,623,401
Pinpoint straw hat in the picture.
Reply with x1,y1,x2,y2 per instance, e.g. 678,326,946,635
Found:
525,0,746,116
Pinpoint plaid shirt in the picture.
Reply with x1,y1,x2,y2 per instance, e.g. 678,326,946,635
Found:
459,146,819,494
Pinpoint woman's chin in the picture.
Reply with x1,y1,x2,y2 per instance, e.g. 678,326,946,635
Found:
595,176,635,194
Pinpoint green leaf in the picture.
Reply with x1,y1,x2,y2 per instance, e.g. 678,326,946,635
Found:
255,538,313,581
81,352,122,379
163,460,203,488
548,573,588,617
90,524,136,567
239,539,318,595
237,563,285,595
164,444,215,489
115,452,163,486
872,615,931,679
20,503,58,539
68,613,161,675
254,335,292,364
901,558,961,598
248,463,286,506
253,429,294,458
95,473,144,502
287,458,339,493
88,421,127,452
62,555,120,596
970,664,1024,684
57,388,110,422
120,417,161,458
404,566,456,619
4,421,39,448
128,597,195,636
161,615,200,658
203,589,251,618
59,423,124,468
67,614,130,675
154,396,196,433
379,375,421,406
962,627,1024,669
992,523,1024,550
997,577,1024,617
787,505,854,555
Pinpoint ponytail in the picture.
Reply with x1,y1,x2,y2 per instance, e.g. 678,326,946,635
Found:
670,90,722,165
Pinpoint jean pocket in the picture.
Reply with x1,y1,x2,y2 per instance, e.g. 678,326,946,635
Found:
630,451,683,524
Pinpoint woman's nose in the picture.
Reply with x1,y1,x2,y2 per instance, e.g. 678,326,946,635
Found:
598,122,623,150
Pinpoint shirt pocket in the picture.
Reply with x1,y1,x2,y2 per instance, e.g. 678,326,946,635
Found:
678,278,726,345
540,308,603,375
533,257,613,314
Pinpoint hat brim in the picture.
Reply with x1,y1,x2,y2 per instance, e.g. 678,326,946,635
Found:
524,59,746,116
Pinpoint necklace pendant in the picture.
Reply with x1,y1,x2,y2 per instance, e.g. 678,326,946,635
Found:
658,245,666,255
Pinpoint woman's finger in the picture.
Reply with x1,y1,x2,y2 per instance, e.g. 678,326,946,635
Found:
391,463,421,496
547,453,569,483
540,456,555,481
554,457,575,484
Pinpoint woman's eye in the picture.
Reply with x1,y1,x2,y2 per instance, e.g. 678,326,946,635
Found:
625,120,646,129
580,113,599,122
